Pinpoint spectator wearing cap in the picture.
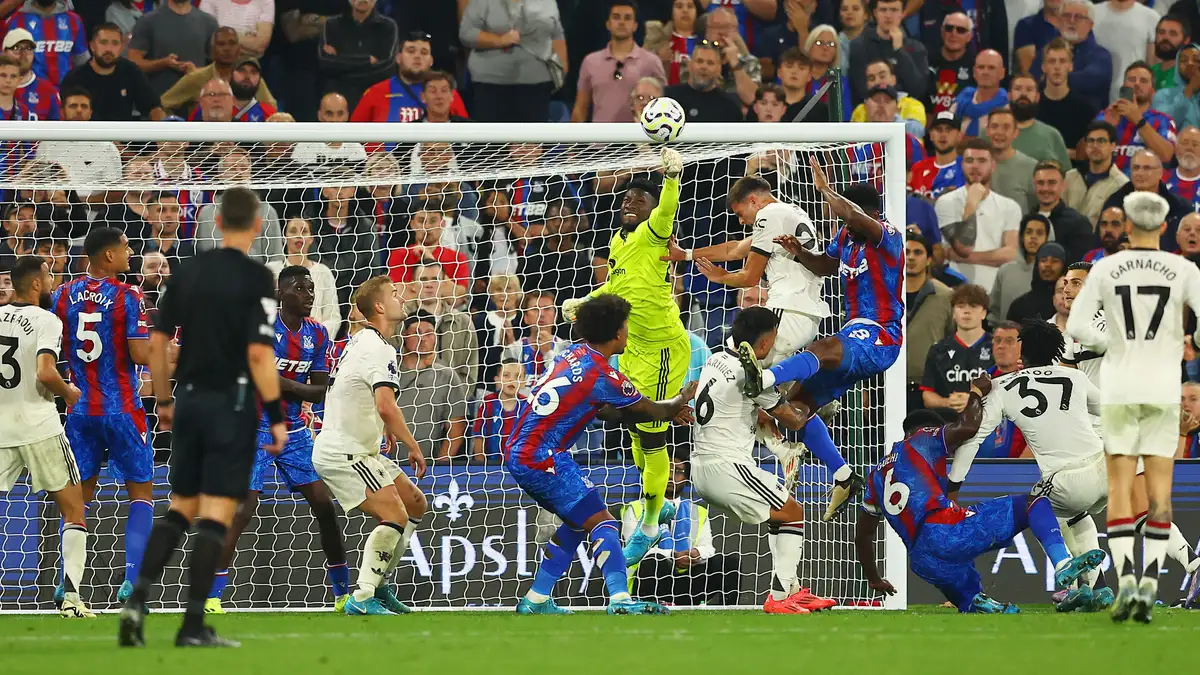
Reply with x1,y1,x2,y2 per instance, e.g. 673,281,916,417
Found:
1037,38,1099,160
572,2,665,123
905,232,953,411
0,52,31,119
1100,61,1177,175
61,22,163,121
199,0,274,57
292,92,368,165
662,40,742,122
127,0,219,96
1165,126,1200,212
351,30,469,123
1004,72,1070,168
1151,44,1200,132
3,0,88,85
1101,149,1191,249
851,59,924,137
855,85,925,181
459,0,566,123
764,48,829,122
34,88,121,208
160,27,272,115
303,169,383,311
702,6,762,107
318,0,399,110
1013,0,1064,77
926,12,976,117
402,259,479,390
986,108,1037,212
1006,241,1066,323
1030,161,1096,262
184,57,276,121
643,0,704,87
951,49,1007,137
1063,121,1128,223
396,310,469,461
990,214,1049,322
4,28,59,119
847,0,928,104
1030,0,1111,112
909,111,965,200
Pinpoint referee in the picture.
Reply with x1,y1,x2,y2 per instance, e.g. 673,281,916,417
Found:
118,187,287,648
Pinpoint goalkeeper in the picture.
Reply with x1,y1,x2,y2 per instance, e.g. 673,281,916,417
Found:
564,147,690,566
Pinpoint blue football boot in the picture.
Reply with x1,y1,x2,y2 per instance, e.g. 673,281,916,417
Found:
657,500,677,525
1054,549,1106,588
516,598,573,615
1055,585,1094,612
622,526,665,568
374,585,412,614
971,593,1020,614
607,599,670,615
53,582,65,609
344,595,397,616
1091,587,1115,611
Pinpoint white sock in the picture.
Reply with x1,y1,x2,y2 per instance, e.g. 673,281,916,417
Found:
1068,516,1101,588
762,370,777,390
768,522,804,601
1107,520,1138,586
61,523,87,596
1168,523,1195,570
1142,520,1172,595
388,515,422,575
354,523,402,602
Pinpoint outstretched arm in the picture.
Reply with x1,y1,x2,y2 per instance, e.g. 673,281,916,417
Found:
596,381,698,425
948,380,1001,485
695,250,769,288
774,234,839,276
810,156,884,244
854,510,896,596
646,148,683,241
661,237,752,263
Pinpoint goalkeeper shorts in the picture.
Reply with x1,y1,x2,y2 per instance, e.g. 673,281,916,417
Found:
617,331,691,434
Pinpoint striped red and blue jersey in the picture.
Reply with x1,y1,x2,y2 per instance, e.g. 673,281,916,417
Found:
4,10,87,85
667,33,698,85
267,316,330,431
847,136,925,189
908,156,965,200
508,343,643,469
16,74,59,120
1083,248,1109,262
1165,168,1200,211
155,162,210,239
511,337,557,384
826,219,905,342
1183,432,1200,458
1099,110,1177,174
51,275,149,416
472,392,526,459
186,97,277,122
862,426,968,548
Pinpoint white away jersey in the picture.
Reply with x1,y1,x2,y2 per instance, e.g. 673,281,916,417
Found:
0,304,65,446
1059,309,1105,387
692,350,783,464
1066,250,1200,405
951,366,1103,481
749,201,830,319
315,327,399,455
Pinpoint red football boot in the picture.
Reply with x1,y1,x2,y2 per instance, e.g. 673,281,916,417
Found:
790,587,838,611
763,594,812,614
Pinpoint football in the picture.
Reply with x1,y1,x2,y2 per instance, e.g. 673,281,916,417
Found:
639,97,686,143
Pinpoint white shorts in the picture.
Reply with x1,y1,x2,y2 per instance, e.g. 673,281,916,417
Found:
1034,453,1108,519
1101,404,1179,459
691,459,788,525
765,309,821,367
0,433,80,493
313,450,403,513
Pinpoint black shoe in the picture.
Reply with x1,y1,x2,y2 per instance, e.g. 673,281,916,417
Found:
117,604,146,647
176,625,241,648
735,341,764,397
822,471,865,522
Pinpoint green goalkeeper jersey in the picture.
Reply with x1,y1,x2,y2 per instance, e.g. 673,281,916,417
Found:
589,176,687,344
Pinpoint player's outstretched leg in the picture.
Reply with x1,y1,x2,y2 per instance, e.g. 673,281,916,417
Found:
1019,495,1105,589
1056,514,1110,612
763,497,835,614
518,523,584,615
622,431,672,567
591,519,666,615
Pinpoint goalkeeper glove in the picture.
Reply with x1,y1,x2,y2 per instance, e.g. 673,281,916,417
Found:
660,147,683,179
562,296,586,322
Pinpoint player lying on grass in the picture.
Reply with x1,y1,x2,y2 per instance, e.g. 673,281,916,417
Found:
854,373,1105,613
511,295,696,615
206,266,349,614
949,320,1112,612
690,307,836,614
740,158,904,522
312,277,427,616
561,147,690,567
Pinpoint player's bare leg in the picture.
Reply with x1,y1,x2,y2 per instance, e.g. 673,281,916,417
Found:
1106,454,1141,623
347,484,412,616
294,480,351,611
763,498,833,614
622,428,674,566
49,482,93,618
1134,455,1175,623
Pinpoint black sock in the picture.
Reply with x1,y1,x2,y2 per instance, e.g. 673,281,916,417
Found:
183,518,228,633
313,505,346,567
131,509,190,606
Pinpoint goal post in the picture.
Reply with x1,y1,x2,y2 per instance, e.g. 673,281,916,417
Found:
0,121,907,613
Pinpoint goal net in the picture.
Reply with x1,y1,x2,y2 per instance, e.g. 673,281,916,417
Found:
0,122,907,613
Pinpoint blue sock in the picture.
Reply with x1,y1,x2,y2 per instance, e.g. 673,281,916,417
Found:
589,521,631,601
209,569,229,600
1026,496,1072,566
802,416,850,481
529,524,585,598
768,351,820,387
326,562,350,598
124,500,154,584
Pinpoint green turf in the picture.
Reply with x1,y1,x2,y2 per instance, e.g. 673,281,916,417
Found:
3,606,1199,674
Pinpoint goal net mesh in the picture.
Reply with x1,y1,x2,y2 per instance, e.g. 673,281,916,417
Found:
0,133,898,612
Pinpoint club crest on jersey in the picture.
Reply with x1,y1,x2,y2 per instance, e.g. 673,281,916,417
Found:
57,17,68,29
302,335,315,350
980,347,990,360
839,258,869,279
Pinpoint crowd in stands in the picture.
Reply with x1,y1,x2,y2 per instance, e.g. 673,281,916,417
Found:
9,0,1200,464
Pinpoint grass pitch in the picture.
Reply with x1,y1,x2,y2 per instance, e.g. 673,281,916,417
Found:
2,606,1198,674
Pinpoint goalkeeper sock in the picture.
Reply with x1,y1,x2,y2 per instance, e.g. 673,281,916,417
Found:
131,509,189,606
209,569,229,600
802,417,852,483
1107,517,1138,587
763,351,820,390
1026,497,1071,566
767,521,804,601
527,524,585,602
589,520,632,603
386,515,423,575
354,522,402,602
1068,515,1102,587
124,499,153,584
1142,520,1171,594
640,448,669,537
183,519,227,633
61,522,86,595
630,433,646,472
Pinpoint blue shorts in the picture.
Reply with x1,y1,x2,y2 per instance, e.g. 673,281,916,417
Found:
909,495,1026,612
250,428,320,491
65,411,153,483
506,452,607,528
803,321,901,408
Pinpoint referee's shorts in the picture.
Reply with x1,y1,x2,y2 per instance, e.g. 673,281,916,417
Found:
170,382,260,499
